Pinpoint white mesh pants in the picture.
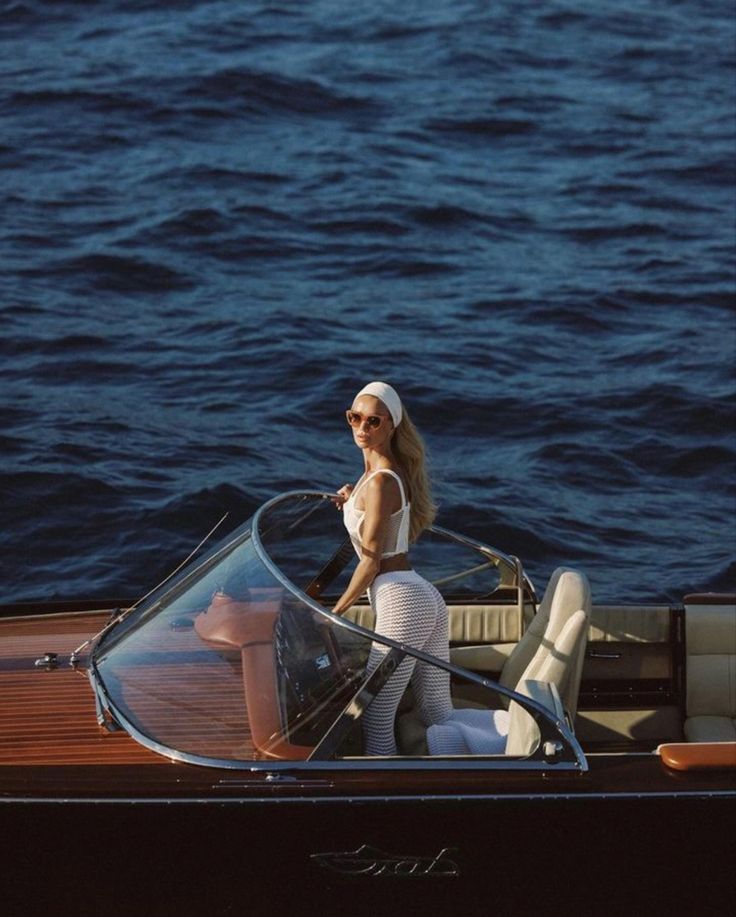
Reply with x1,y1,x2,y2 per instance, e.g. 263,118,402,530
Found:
363,571,453,755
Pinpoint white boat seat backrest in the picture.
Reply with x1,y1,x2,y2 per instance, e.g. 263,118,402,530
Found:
499,567,591,718
683,599,736,742
506,609,588,757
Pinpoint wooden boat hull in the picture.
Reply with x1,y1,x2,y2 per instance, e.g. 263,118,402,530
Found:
1,601,735,916
1,781,734,917
2,494,734,916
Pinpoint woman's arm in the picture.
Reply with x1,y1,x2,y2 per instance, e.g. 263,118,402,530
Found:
332,475,396,615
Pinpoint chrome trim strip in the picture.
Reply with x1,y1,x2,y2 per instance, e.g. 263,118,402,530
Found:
430,560,496,588
427,523,515,582
2,790,735,805
428,524,535,597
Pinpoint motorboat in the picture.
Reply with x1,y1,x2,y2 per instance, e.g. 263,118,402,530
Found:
1,491,734,916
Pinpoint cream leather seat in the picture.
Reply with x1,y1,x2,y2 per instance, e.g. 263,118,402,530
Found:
506,609,589,756
423,569,591,756
499,567,591,721
683,599,736,742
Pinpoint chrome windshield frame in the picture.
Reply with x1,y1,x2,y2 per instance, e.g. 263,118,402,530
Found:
90,490,587,773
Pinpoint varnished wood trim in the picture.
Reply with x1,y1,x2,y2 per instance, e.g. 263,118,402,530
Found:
683,594,736,606
0,612,163,765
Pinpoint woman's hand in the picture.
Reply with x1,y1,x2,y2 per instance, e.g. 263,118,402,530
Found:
332,483,353,510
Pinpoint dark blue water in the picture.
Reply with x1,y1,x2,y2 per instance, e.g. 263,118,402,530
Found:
1,0,734,604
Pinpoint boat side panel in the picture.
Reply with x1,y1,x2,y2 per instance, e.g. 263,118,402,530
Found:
0,795,733,917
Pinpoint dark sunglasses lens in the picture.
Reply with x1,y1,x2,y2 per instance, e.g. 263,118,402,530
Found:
346,411,384,429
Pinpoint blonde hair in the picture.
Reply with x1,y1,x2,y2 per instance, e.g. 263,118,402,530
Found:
392,404,437,543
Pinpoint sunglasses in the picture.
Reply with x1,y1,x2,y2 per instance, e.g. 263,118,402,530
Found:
345,409,390,430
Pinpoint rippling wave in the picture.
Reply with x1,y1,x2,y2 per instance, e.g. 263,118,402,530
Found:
1,0,734,604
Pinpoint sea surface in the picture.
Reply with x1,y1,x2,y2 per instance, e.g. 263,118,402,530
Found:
1,0,734,604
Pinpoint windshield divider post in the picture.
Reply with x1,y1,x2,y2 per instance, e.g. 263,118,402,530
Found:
308,647,406,761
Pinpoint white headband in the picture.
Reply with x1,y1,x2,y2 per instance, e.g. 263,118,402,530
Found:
354,381,403,427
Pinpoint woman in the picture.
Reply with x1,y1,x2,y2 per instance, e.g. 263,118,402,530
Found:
332,381,453,755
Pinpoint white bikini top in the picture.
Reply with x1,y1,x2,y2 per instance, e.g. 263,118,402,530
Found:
343,469,411,559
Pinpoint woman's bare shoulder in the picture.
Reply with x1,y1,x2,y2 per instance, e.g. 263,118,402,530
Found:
364,469,403,505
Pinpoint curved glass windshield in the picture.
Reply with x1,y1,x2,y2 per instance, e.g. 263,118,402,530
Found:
93,492,581,768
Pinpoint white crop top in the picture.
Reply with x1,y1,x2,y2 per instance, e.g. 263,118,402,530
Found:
343,469,411,559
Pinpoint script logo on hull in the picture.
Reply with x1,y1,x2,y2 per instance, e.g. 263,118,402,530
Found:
311,844,459,878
